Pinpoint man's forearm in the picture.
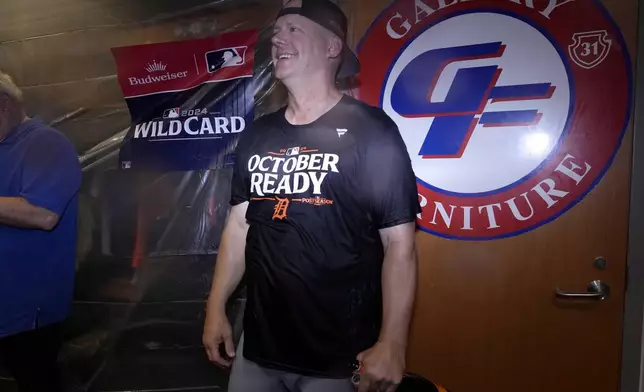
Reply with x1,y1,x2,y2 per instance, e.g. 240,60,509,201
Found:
0,197,58,230
206,211,249,315
379,233,418,348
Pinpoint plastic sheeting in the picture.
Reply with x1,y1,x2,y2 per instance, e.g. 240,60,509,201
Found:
76,13,281,258
0,1,291,391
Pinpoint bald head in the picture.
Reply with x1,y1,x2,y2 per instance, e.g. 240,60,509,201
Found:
0,71,23,103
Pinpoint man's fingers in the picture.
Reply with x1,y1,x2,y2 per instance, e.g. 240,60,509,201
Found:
359,374,399,392
358,374,372,392
372,380,389,392
210,346,232,367
384,382,398,392
224,332,236,359
204,343,214,362
202,335,216,362
204,337,232,367
205,343,217,362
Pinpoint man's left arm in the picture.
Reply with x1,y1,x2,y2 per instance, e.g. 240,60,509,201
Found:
0,131,81,231
357,122,421,392
379,221,418,349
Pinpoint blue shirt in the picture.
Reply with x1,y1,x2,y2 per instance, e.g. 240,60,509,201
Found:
0,118,81,338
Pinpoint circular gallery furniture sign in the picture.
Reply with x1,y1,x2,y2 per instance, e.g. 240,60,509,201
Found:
357,0,632,240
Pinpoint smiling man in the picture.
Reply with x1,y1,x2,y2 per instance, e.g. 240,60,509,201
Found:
0,71,81,392
202,1,421,392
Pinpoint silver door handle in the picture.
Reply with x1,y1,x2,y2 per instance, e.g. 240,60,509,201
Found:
555,280,610,301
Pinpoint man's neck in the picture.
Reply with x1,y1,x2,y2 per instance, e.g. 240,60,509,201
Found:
284,75,342,125
0,112,28,143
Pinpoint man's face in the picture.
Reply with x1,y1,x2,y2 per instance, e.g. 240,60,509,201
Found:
271,3,338,82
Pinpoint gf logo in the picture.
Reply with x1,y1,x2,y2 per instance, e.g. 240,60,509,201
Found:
391,42,556,159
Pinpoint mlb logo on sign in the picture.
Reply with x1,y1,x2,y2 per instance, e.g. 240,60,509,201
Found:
286,147,300,156
163,107,180,118
356,0,632,240
205,47,246,73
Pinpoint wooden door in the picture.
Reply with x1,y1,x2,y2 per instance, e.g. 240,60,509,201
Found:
348,0,637,391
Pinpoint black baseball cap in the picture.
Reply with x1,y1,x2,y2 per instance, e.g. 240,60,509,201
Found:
276,0,360,79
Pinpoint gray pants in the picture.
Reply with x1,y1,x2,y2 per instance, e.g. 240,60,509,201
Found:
228,334,355,392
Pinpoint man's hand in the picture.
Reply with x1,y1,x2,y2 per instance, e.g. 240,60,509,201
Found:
203,310,236,367
357,340,406,392
355,222,416,391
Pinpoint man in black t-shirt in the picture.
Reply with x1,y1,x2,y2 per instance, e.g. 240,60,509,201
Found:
203,1,421,391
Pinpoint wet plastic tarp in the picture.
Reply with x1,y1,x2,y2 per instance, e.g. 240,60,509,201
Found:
0,1,291,391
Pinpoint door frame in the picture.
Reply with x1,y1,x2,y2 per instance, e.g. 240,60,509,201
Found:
621,0,644,390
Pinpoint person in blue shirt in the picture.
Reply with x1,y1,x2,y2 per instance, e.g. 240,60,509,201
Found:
0,71,82,392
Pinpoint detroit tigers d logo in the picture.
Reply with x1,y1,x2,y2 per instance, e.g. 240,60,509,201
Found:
357,0,632,240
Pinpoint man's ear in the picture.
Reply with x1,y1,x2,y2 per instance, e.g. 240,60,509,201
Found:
0,94,10,112
328,35,343,59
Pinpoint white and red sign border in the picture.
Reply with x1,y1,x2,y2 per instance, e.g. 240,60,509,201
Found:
356,0,633,240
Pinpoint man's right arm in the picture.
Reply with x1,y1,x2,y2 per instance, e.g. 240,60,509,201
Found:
203,201,249,366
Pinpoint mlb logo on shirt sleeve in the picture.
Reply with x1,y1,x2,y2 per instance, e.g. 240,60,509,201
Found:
205,47,247,73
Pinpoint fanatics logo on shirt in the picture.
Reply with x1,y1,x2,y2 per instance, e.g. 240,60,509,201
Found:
336,128,348,138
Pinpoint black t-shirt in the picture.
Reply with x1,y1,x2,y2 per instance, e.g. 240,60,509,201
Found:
230,95,420,378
